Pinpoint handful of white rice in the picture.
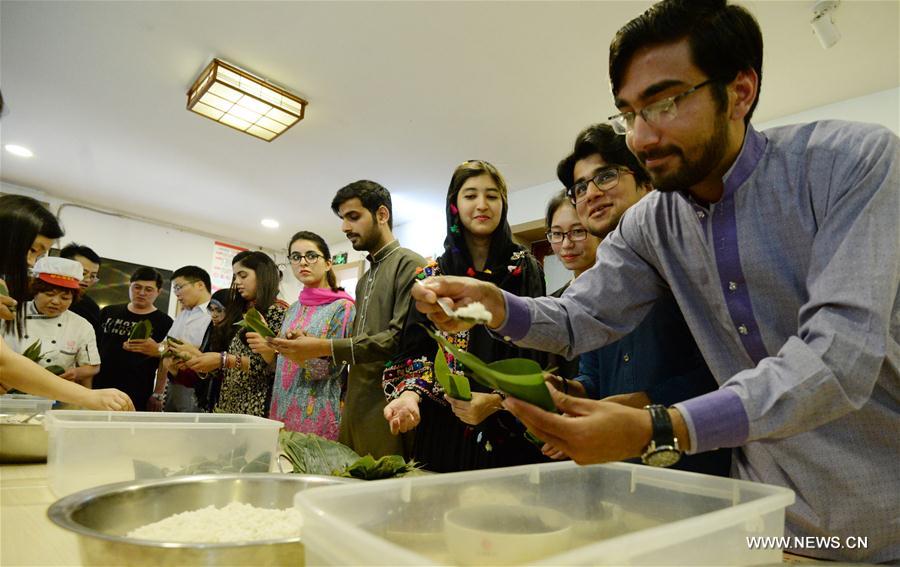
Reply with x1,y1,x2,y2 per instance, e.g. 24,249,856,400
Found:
127,502,304,543
453,301,491,322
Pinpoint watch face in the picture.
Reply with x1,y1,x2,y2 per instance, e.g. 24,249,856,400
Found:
645,448,681,468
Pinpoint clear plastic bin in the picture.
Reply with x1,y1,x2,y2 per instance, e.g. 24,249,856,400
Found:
0,394,55,463
0,393,55,415
43,411,283,496
295,461,794,566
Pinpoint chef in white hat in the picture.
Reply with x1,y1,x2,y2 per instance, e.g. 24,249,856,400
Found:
13,256,101,387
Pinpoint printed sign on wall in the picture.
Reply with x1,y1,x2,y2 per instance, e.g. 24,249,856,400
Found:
211,241,248,292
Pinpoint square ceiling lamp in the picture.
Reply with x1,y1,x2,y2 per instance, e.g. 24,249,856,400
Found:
186,59,307,142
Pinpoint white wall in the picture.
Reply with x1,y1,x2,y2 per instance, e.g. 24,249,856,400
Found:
2,181,289,315
504,86,900,289
7,87,895,308
756,87,899,134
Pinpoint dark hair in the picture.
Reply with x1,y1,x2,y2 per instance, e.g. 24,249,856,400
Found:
544,190,572,230
0,194,65,336
60,243,101,266
30,278,82,303
130,267,163,289
223,251,282,333
287,231,342,291
447,160,509,214
330,180,393,229
609,0,763,125
209,288,231,309
207,288,237,352
171,265,211,293
557,124,652,189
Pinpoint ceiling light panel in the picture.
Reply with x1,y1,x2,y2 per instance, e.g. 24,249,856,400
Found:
187,59,307,142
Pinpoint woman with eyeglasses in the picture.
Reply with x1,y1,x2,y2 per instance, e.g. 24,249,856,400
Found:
0,194,134,411
381,160,548,472
542,190,602,380
186,251,288,417
248,231,354,439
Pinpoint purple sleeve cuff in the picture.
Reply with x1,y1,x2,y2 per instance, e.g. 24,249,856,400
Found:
495,291,531,341
673,388,749,454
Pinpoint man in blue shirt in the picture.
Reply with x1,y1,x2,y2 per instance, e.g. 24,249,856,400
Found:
551,123,729,476
413,0,898,562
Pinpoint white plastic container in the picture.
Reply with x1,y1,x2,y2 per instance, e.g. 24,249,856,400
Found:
0,394,55,462
0,393,55,415
44,411,283,496
295,461,795,566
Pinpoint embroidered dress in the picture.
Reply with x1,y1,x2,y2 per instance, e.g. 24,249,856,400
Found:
269,288,355,439
382,173,548,472
215,302,287,417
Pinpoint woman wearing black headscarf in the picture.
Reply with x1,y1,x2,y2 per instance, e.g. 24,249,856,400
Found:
382,160,547,472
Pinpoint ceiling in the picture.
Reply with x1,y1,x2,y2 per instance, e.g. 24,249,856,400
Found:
2,1,898,250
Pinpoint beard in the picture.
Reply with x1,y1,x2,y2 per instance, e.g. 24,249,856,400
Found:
637,112,730,193
351,228,381,252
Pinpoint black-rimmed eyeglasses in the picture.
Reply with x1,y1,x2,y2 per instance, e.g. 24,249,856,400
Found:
566,166,632,204
288,251,323,264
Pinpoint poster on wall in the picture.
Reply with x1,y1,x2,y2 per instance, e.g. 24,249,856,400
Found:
87,258,172,313
49,248,171,312
211,241,248,292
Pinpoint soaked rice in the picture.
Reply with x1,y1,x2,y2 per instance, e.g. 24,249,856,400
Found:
453,301,491,321
127,502,304,543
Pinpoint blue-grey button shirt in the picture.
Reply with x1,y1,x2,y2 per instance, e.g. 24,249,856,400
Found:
498,121,899,563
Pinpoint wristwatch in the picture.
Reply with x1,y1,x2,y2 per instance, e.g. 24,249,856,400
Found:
157,343,165,356
150,393,165,401
641,404,682,467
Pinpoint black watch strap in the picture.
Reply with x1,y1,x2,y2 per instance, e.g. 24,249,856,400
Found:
642,404,682,467
646,404,674,446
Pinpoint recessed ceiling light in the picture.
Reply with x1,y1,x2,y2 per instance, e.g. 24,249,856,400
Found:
5,144,34,158
261,218,280,229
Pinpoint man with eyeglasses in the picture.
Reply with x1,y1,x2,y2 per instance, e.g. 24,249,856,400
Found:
60,243,103,340
151,265,212,412
414,0,898,562
94,267,173,412
544,123,730,477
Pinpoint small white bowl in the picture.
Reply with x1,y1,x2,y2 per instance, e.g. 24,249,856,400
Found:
444,504,572,565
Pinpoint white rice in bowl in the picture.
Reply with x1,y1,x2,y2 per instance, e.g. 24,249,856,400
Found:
127,502,304,543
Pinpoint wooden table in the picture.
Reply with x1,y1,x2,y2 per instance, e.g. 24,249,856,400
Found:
1,464,81,566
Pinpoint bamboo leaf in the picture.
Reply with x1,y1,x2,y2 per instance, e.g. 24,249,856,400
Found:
23,340,43,362
419,324,554,411
243,307,276,338
279,431,359,475
129,320,153,340
450,373,472,401
433,346,471,401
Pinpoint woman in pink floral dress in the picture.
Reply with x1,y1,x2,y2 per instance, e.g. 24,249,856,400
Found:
268,231,354,439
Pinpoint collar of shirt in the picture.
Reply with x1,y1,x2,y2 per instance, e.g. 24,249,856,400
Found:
722,125,768,199
678,125,768,211
26,301,56,320
367,240,400,265
183,299,211,315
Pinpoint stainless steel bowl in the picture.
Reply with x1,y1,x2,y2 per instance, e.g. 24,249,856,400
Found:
48,473,355,566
